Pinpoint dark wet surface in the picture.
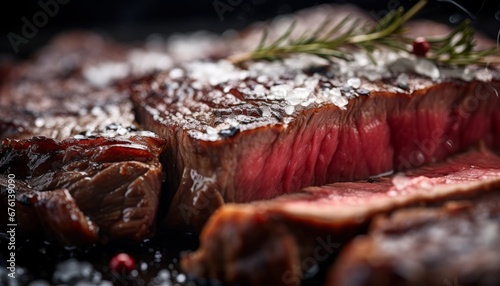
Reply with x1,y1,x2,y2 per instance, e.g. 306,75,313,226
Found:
0,231,199,286
0,229,332,285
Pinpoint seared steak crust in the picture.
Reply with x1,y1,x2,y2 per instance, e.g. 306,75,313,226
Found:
0,79,134,140
328,193,500,286
132,60,500,230
0,130,166,245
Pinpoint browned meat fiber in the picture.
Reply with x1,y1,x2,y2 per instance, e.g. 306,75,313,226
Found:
0,129,165,245
181,148,500,286
132,59,500,231
327,193,500,286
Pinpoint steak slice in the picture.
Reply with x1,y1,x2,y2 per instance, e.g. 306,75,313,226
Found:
0,30,178,140
4,31,127,84
0,129,166,245
128,4,500,231
0,79,135,140
0,32,133,140
327,194,500,286
181,148,500,286
132,56,500,230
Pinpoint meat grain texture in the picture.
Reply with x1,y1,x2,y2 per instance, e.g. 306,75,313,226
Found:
0,130,165,245
327,193,500,286
181,148,500,286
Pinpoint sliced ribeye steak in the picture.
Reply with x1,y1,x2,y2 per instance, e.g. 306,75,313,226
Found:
126,4,500,231
0,31,177,140
132,55,500,230
0,32,132,140
0,79,135,140
0,128,165,245
328,193,500,286
181,148,500,286
3,32,127,84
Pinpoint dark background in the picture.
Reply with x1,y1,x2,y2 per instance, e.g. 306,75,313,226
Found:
1,0,499,58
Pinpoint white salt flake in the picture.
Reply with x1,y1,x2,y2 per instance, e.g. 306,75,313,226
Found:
293,73,307,86
207,133,218,141
186,60,246,86
34,118,45,128
347,77,361,89
331,96,348,109
304,78,319,89
475,68,493,82
329,88,342,98
284,105,295,115
91,106,103,115
327,88,349,109
257,75,269,83
84,62,129,87
415,58,440,80
460,68,474,82
169,68,184,79
300,98,315,107
206,126,218,135
286,87,311,106
191,81,203,90
260,106,272,117
254,84,267,96
270,84,292,100
128,50,172,75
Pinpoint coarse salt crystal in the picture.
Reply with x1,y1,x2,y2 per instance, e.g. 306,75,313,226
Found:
300,98,315,107
294,73,307,86
206,127,217,135
169,68,184,79
191,81,203,90
284,105,295,115
270,84,292,100
91,106,102,115
287,87,311,106
460,68,474,81
347,77,361,89
254,84,267,96
261,106,272,117
34,118,45,128
415,58,440,80
329,88,342,98
333,96,348,109
257,75,269,83
207,133,219,141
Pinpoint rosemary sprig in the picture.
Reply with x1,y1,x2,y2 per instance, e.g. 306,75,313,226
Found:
228,0,499,67
425,19,498,65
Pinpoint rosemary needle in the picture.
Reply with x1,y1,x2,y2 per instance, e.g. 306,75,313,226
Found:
228,0,499,67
